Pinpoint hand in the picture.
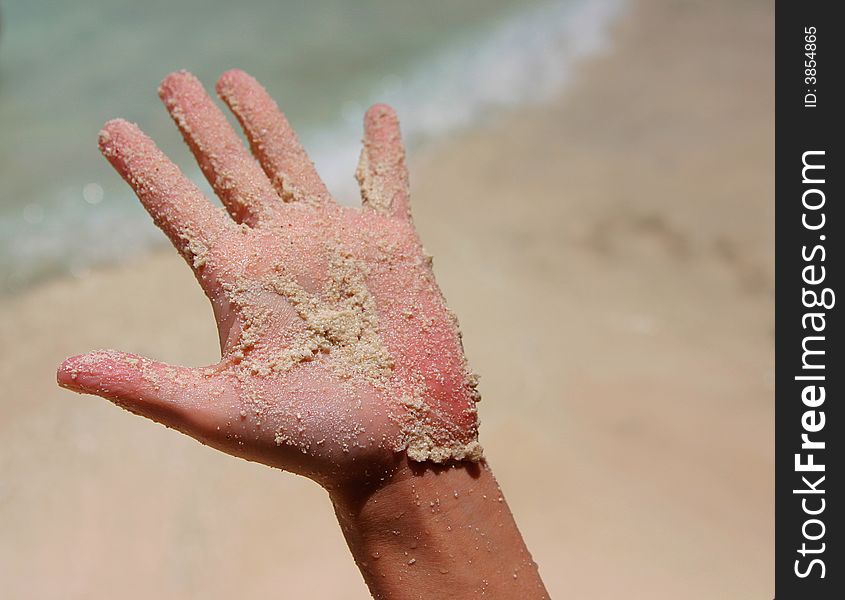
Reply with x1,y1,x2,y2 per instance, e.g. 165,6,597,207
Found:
57,70,549,600
57,70,481,488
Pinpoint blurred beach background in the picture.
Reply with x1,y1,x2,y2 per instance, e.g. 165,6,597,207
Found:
0,0,773,597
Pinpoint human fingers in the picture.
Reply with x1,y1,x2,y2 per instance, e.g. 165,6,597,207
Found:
216,69,332,207
98,118,237,290
357,104,411,221
158,70,280,226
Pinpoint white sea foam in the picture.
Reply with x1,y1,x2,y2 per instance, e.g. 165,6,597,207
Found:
0,0,624,293
311,0,625,201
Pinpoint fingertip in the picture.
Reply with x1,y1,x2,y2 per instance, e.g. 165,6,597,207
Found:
98,120,133,175
56,350,131,394
364,103,399,130
98,118,124,152
98,118,144,156
216,68,252,98
366,102,397,117
56,355,80,389
363,105,403,155
158,69,200,101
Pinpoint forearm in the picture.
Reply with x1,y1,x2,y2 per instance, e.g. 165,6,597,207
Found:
331,458,549,600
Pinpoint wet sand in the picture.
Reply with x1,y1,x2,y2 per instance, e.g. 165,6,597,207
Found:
0,0,773,597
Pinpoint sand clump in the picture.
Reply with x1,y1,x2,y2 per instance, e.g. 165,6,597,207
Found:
267,250,395,384
401,392,483,463
355,146,392,214
223,247,394,383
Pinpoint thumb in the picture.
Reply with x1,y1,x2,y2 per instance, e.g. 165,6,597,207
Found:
57,350,226,438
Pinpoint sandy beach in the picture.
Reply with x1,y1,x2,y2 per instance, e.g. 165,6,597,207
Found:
0,0,773,597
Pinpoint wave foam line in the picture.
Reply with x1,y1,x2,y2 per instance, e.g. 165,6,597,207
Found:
0,0,625,293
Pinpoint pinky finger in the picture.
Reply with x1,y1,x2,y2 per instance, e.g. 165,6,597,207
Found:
356,104,411,220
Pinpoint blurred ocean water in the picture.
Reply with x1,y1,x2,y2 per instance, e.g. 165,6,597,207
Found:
0,0,622,293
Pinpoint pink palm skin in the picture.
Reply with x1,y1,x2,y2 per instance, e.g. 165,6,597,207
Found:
57,70,481,488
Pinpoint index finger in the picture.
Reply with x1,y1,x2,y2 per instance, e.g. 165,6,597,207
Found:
99,119,233,276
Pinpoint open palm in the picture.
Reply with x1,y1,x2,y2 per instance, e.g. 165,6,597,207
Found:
58,70,481,485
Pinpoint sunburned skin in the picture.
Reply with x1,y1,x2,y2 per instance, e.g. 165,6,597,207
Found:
57,70,482,485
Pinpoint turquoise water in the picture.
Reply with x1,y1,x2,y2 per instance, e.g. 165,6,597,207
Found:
0,0,622,293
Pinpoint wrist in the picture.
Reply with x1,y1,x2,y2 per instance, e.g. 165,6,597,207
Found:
329,456,548,600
